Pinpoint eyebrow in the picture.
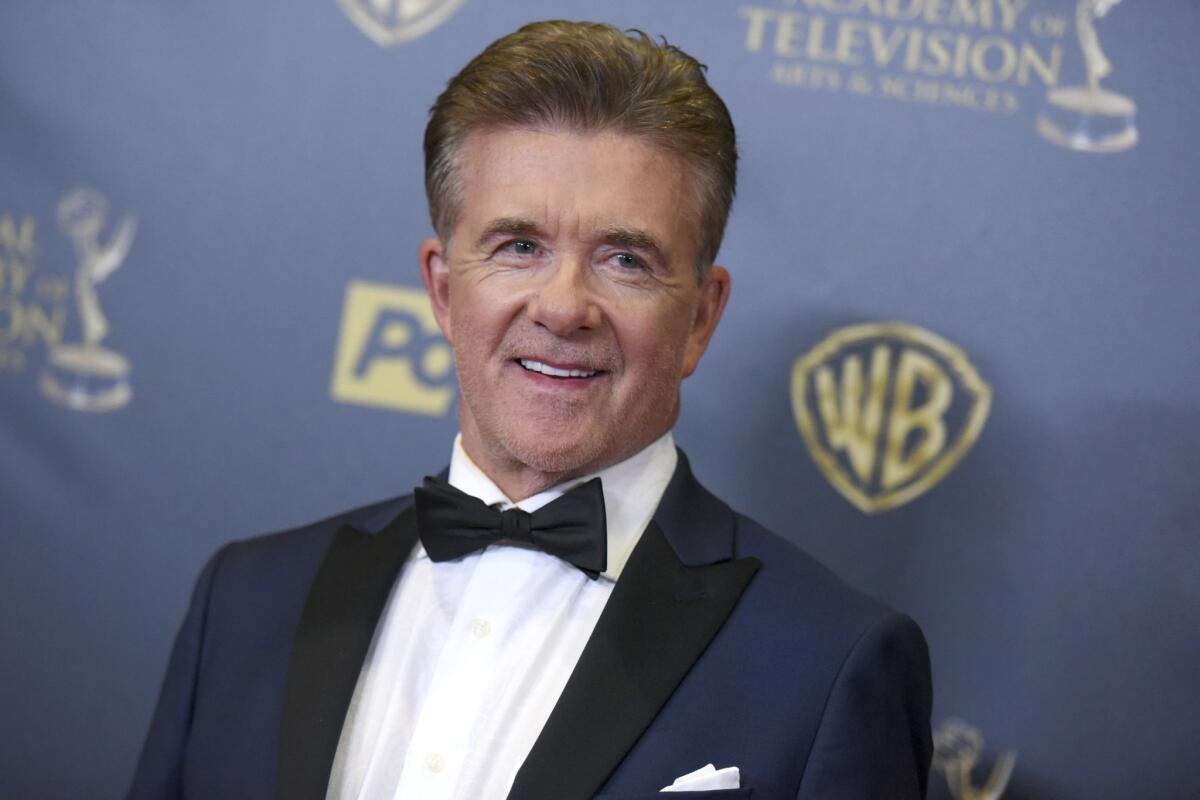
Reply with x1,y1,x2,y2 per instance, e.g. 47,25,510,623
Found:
598,226,667,264
474,217,542,250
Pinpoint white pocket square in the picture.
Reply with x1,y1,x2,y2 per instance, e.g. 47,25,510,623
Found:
660,763,741,792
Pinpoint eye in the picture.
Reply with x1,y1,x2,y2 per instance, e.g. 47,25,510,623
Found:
611,252,645,270
492,239,540,261
509,239,537,255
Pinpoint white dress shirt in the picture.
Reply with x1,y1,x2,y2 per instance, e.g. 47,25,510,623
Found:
326,432,679,800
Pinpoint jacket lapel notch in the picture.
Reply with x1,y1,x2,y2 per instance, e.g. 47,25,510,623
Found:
275,505,418,799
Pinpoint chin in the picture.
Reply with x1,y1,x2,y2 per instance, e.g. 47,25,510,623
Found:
501,430,613,477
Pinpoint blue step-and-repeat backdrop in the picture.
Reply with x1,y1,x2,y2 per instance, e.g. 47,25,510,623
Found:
2,2,1197,798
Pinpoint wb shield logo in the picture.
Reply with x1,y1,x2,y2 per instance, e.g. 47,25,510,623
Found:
331,280,454,415
338,0,465,46
791,322,990,514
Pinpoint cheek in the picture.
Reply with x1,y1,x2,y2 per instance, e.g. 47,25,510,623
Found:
450,294,503,353
449,277,527,349
623,317,691,385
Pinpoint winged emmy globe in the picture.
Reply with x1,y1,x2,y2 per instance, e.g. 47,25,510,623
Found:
1036,0,1138,153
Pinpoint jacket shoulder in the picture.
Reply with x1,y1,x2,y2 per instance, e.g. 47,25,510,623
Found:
198,494,416,638
727,510,925,678
215,495,414,577
734,512,895,619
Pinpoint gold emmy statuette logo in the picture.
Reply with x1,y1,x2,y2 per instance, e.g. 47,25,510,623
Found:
338,0,465,46
933,719,1016,800
790,322,991,514
39,188,137,412
331,279,454,415
1037,0,1137,153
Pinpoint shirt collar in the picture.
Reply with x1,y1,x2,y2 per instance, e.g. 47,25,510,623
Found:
445,432,678,582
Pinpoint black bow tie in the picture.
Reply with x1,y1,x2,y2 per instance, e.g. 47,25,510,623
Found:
413,476,608,578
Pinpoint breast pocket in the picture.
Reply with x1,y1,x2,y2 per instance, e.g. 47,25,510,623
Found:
595,790,753,799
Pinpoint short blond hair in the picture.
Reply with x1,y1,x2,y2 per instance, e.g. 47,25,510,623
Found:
424,20,737,267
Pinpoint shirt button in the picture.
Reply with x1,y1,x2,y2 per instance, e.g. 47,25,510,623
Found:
426,752,445,773
470,618,492,638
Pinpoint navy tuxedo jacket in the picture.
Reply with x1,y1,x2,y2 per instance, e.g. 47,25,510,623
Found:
128,452,932,799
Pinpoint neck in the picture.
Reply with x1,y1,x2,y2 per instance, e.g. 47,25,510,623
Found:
470,452,581,503
457,419,669,503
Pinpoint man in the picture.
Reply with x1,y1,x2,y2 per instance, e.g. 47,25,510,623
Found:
128,20,932,800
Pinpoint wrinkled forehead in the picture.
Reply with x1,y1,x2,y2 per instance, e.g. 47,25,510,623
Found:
450,126,705,257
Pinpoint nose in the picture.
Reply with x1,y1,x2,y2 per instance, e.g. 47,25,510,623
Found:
526,256,601,336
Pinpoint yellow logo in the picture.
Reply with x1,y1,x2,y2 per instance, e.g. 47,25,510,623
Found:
338,0,465,46
330,280,454,415
933,718,1016,800
790,322,990,514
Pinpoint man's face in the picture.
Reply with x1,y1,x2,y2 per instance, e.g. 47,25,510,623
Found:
421,128,729,494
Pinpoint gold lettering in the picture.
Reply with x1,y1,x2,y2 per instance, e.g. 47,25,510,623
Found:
970,36,1016,82
816,345,891,484
939,82,979,107
776,11,807,57
0,296,21,345
848,71,874,94
1017,42,1061,86
0,257,33,296
882,349,953,489
867,23,908,66
0,215,35,257
879,73,912,99
1030,13,1068,38
834,20,869,65
771,61,843,89
904,26,924,71
948,0,981,28
914,78,941,103
924,0,952,25
0,297,64,347
807,15,837,60
784,0,1024,30
996,0,1028,32
885,0,923,21
953,33,971,77
745,1,1048,101
740,6,776,52
24,303,64,347
921,30,954,75
812,0,856,11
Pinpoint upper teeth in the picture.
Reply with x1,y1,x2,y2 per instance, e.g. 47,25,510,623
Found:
520,359,597,378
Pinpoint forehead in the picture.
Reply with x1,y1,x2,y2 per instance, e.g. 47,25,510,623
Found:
451,127,702,257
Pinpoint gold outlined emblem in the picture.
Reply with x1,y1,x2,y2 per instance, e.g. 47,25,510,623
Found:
933,719,1017,800
790,322,991,514
338,0,465,46
1036,0,1137,153
39,188,137,413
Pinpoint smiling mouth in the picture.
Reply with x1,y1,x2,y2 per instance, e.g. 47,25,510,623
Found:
517,358,601,379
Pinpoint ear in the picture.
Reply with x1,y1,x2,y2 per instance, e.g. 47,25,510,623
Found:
419,237,453,345
681,265,731,378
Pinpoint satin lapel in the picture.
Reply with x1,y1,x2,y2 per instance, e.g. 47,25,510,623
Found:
275,504,418,800
508,454,761,800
